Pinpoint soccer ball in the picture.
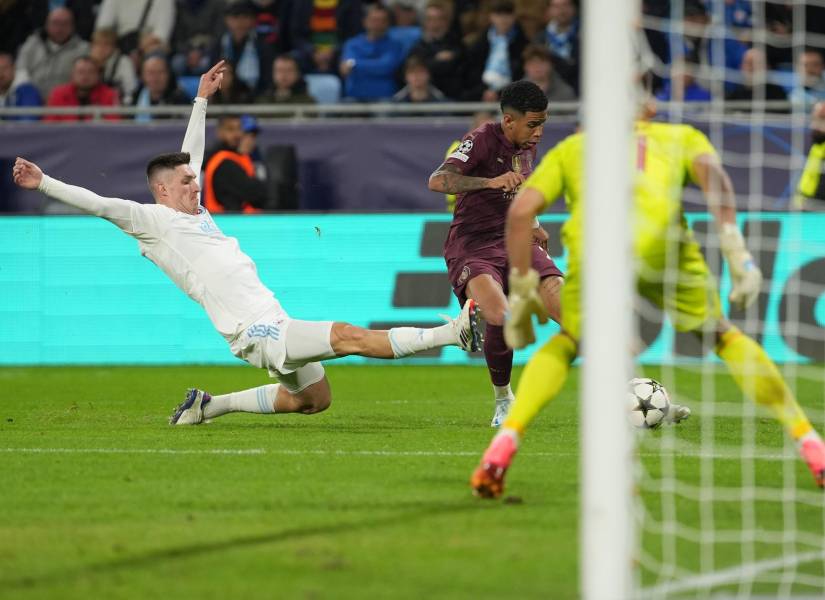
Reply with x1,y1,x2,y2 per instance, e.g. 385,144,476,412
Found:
627,378,670,429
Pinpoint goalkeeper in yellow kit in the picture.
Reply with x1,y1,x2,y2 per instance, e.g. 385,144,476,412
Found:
471,114,825,498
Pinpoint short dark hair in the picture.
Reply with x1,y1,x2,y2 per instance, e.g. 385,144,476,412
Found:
803,47,825,61
490,0,515,15
146,152,190,181
500,80,548,114
217,114,241,127
73,55,97,68
404,54,428,73
522,44,553,64
366,3,392,19
683,0,707,18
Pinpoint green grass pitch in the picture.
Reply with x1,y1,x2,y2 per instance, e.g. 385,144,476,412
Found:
2,365,824,599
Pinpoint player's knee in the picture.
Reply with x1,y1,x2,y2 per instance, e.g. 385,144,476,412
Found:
299,397,330,414
297,392,331,414
484,305,507,327
294,377,332,414
330,322,369,354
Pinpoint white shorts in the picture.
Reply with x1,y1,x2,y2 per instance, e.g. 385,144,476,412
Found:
229,310,335,394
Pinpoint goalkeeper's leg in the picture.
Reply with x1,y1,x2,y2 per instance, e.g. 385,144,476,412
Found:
471,332,578,498
712,321,825,487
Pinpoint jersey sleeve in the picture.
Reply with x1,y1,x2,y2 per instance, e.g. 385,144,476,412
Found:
523,143,566,209
682,126,718,186
37,175,165,239
181,97,207,180
443,130,490,175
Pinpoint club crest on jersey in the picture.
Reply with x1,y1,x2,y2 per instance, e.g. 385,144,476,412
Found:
512,155,522,173
199,216,220,234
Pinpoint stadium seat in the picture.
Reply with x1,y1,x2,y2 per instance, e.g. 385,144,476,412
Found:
305,74,341,104
179,76,200,101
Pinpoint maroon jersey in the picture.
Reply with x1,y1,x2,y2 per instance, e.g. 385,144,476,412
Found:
442,122,537,261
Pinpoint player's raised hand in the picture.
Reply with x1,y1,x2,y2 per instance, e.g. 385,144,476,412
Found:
504,268,549,349
12,157,43,190
488,171,525,193
196,60,226,100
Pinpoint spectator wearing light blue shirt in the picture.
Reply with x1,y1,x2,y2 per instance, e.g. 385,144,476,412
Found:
340,4,405,101
538,0,579,93
666,1,746,91
790,48,825,112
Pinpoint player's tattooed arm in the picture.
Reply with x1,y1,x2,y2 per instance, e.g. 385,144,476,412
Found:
428,163,492,194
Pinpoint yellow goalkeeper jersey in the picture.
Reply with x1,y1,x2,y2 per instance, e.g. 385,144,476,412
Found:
524,121,717,262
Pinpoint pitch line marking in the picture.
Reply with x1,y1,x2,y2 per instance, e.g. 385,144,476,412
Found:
0,447,265,455
0,447,797,460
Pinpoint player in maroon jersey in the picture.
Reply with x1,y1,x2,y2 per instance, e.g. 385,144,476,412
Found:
428,80,563,427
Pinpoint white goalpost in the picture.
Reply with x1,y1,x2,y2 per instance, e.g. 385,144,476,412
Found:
581,0,637,598
580,0,825,598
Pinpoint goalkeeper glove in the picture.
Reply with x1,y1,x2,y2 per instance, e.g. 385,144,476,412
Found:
719,222,763,310
504,268,549,349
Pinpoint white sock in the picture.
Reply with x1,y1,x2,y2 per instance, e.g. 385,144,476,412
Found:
388,324,455,358
494,427,521,448
203,384,280,419
493,384,514,401
798,430,822,448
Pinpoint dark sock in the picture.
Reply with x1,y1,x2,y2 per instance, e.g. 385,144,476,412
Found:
484,324,513,387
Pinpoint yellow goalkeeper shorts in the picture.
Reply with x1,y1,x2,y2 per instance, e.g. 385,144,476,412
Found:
558,231,721,341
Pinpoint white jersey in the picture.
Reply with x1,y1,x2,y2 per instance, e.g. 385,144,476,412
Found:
37,98,282,339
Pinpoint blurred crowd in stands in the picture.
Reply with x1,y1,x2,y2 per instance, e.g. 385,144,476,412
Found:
0,0,824,120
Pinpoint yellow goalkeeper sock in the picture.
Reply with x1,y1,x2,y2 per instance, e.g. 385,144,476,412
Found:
503,333,577,434
716,327,813,440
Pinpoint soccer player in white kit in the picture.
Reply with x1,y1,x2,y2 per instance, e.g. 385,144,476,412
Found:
11,62,482,425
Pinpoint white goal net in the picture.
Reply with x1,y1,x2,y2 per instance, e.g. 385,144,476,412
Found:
616,1,825,598
581,0,825,600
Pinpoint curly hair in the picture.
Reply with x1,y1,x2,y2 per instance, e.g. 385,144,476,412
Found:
500,80,548,115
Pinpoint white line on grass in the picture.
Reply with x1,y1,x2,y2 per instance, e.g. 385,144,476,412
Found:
0,447,797,460
637,548,825,598
0,448,265,455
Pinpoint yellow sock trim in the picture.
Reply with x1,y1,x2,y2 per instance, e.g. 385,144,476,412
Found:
503,334,577,433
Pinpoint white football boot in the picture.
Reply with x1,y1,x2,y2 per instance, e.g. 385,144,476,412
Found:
666,403,691,424
169,388,211,425
490,397,513,428
442,298,483,352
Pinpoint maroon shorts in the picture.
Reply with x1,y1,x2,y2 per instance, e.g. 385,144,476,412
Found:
446,244,563,305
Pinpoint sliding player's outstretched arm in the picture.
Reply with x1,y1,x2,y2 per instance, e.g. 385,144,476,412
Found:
691,149,763,310
180,61,225,177
12,156,138,232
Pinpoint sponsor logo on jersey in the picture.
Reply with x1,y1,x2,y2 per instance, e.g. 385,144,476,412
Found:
458,265,471,285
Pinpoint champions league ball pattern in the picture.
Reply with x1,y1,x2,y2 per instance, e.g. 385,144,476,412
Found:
628,377,670,429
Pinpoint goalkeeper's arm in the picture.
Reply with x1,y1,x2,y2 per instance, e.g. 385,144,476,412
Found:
503,188,550,348
692,153,762,309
